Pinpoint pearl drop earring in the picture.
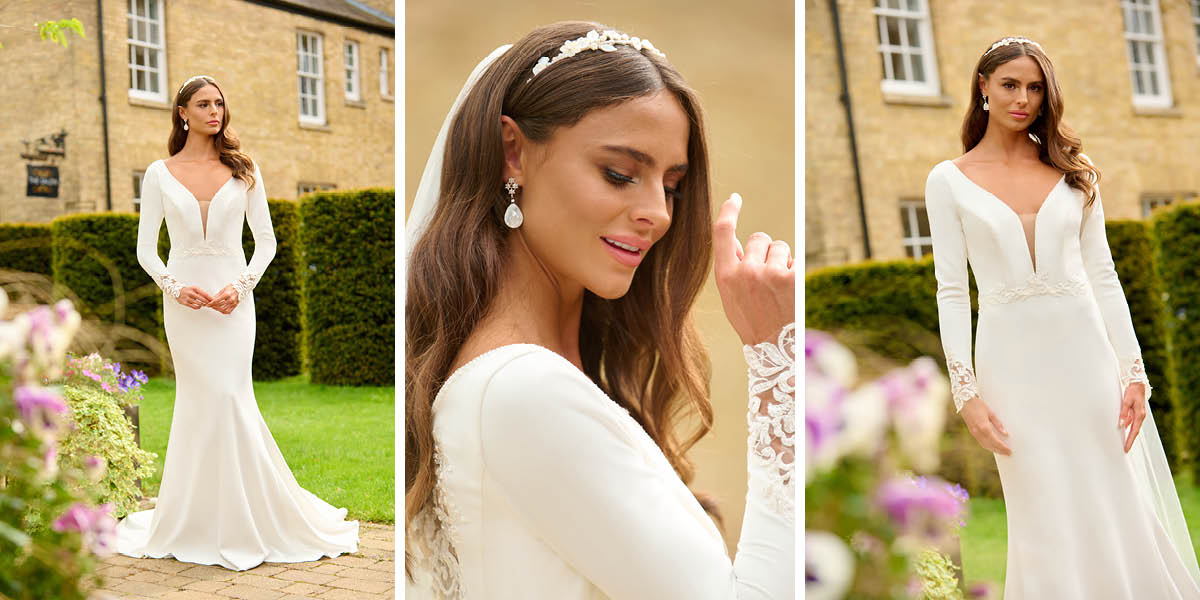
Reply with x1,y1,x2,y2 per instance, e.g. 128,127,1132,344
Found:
503,177,523,229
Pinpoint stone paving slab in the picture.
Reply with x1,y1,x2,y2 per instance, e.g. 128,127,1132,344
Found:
88,522,394,600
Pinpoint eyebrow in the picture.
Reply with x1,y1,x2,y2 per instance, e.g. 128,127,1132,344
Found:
998,76,1043,85
601,144,688,174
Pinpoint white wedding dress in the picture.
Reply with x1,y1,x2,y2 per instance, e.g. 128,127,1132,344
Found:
117,158,359,571
406,325,796,599
926,157,1200,598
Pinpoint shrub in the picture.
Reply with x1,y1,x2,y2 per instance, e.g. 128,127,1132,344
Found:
299,188,394,385
241,199,304,380
51,214,167,374
0,223,53,276
1152,205,1200,478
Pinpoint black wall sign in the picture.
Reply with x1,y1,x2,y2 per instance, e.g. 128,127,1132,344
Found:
27,165,59,198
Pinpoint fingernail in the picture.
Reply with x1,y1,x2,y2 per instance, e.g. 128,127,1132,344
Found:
730,192,742,204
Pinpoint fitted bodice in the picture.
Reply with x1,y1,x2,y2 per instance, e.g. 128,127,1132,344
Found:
930,160,1090,308
151,159,249,262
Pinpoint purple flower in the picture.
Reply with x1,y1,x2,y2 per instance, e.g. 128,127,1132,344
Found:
13,385,68,438
131,370,148,384
875,475,965,531
52,503,117,556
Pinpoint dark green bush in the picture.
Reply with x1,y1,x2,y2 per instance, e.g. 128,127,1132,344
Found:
241,199,304,380
51,214,166,373
1107,220,1176,467
299,188,394,385
0,223,53,276
1153,205,1200,478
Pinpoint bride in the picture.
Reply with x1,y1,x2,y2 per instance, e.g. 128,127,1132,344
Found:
405,21,795,598
117,75,358,571
926,37,1200,597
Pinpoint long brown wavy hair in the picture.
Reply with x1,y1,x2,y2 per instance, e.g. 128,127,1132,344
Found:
960,37,1100,207
406,21,716,572
169,76,256,190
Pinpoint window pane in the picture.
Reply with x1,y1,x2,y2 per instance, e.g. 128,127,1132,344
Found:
906,19,920,48
886,17,900,47
149,72,158,93
917,207,930,236
921,243,933,257
1148,69,1159,95
137,20,146,42
127,17,134,37
891,52,907,81
899,207,914,236
136,69,145,90
150,23,159,45
134,45,145,66
148,49,157,69
148,0,157,20
905,245,917,258
1132,68,1144,95
128,67,134,89
906,0,919,10
1129,40,1141,64
887,0,900,8
910,53,924,82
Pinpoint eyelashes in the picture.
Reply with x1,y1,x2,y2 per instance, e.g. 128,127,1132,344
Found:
603,168,681,200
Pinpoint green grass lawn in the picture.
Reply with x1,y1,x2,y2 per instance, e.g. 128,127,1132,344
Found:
960,475,1200,594
137,374,394,523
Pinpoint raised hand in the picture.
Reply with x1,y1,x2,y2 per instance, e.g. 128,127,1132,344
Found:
712,193,795,346
961,396,1012,456
207,284,240,315
1119,382,1147,453
176,286,214,310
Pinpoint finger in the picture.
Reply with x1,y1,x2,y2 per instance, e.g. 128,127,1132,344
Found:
991,430,1012,455
765,239,790,271
989,411,1009,436
744,232,772,264
1126,413,1146,452
1119,394,1132,427
713,193,743,276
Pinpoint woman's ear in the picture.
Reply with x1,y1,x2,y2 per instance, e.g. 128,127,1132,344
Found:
977,73,987,96
500,115,526,182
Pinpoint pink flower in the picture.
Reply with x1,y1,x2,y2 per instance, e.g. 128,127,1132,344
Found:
41,445,59,480
875,475,966,535
84,455,107,481
52,503,117,556
13,385,68,440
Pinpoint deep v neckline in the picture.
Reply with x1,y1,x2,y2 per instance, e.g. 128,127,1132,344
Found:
946,160,1065,275
160,160,235,241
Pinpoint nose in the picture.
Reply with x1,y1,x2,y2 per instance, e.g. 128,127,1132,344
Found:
1016,88,1028,106
631,185,672,232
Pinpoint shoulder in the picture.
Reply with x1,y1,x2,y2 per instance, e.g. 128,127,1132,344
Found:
483,346,602,408
925,159,959,200
926,159,957,185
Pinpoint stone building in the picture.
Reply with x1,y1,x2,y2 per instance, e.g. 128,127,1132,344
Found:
806,0,1200,269
0,0,395,223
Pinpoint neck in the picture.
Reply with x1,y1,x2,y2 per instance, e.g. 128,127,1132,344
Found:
482,232,585,369
176,134,220,162
974,120,1039,164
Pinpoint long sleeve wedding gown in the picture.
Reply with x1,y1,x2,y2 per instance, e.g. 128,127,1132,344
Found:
117,158,359,571
406,324,795,599
926,157,1200,598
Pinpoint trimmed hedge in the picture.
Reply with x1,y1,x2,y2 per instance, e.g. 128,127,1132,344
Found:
1106,220,1177,467
51,214,166,373
299,188,394,386
0,223,53,276
1153,205,1200,479
806,220,1176,494
241,199,304,380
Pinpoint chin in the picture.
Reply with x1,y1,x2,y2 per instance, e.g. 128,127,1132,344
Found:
587,278,636,300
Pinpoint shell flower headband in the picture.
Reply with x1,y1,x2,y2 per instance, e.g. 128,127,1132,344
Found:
530,29,666,78
985,37,1042,55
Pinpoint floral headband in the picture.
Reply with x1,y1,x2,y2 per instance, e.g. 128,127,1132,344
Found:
177,74,214,95
530,29,666,78
985,37,1042,55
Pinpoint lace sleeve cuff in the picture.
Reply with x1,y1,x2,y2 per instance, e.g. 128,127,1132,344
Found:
946,358,979,413
231,271,259,301
1119,356,1152,401
743,322,796,522
153,273,183,299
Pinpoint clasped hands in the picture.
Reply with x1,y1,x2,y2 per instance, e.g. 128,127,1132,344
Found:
962,381,1148,456
176,284,239,314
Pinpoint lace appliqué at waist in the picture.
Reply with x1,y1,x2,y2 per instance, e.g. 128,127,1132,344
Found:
170,240,238,258
409,443,464,599
977,273,1089,308
744,322,795,523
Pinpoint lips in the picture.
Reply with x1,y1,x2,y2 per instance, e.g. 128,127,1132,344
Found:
602,235,650,268
206,120,220,125
1009,111,1029,119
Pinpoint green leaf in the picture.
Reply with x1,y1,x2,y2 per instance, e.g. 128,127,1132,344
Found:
0,519,32,548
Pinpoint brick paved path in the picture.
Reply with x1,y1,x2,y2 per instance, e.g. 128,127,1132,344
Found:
87,522,394,600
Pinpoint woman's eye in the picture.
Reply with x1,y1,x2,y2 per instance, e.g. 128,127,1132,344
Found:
604,168,635,185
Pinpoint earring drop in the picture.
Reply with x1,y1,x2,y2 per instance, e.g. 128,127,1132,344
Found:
183,120,189,131
503,177,523,229
982,95,989,111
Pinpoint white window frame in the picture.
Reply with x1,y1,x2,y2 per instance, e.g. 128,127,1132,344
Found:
126,0,167,102
871,0,940,97
900,200,933,258
1191,0,1200,67
1121,0,1173,109
133,170,145,212
297,31,326,125
1142,192,1198,217
344,40,361,101
380,47,391,97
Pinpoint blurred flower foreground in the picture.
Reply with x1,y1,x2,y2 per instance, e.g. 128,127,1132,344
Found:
0,287,151,599
805,330,995,600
